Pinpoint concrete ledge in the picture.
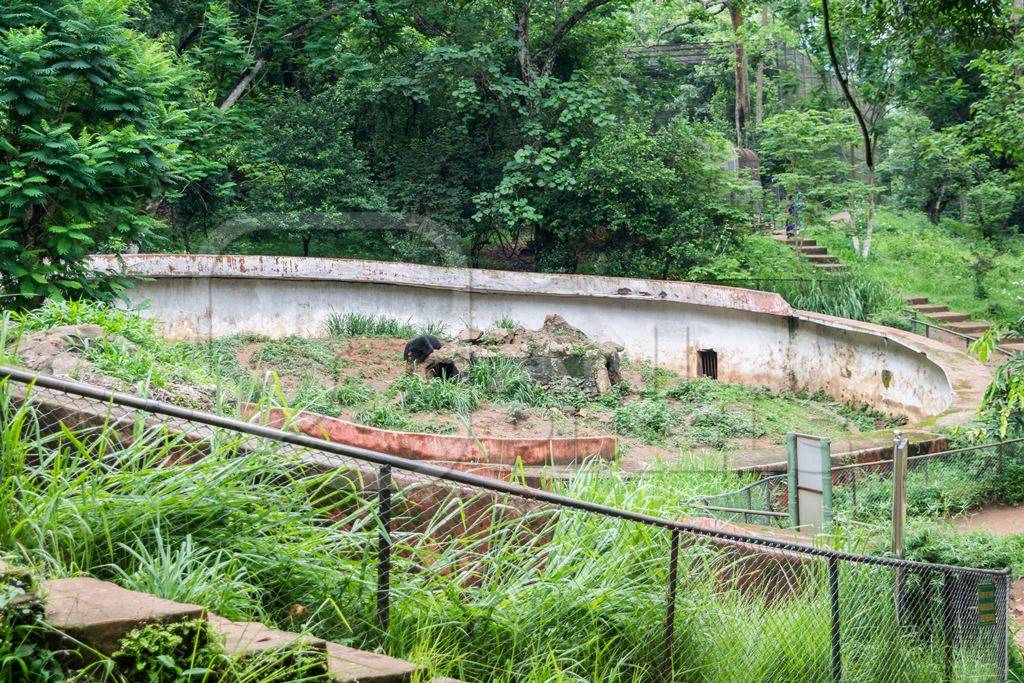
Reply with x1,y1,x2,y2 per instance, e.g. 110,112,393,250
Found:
248,406,616,465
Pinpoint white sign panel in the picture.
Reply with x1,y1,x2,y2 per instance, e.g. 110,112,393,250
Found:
796,435,824,493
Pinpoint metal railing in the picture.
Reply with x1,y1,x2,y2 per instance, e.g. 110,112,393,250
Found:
907,314,1015,358
0,365,1012,682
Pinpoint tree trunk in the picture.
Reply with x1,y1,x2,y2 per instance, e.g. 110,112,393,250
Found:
861,167,876,258
302,233,312,257
754,5,767,126
730,2,750,146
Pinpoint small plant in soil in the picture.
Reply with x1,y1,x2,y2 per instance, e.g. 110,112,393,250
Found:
612,398,676,442
396,373,480,414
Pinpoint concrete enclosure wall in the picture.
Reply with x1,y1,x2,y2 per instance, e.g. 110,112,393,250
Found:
90,254,990,426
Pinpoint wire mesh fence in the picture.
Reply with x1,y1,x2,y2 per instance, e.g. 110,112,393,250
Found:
0,366,1012,682
831,439,1024,525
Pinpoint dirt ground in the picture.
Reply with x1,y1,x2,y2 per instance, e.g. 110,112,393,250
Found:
230,334,878,465
954,506,1024,536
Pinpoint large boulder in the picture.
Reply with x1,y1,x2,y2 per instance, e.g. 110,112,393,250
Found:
425,314,622,395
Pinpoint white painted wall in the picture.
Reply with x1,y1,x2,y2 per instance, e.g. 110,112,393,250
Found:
91,255,984,425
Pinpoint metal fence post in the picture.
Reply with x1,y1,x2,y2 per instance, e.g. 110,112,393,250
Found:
998,443,1005,481
787,433,798,528
892,432,908,627
663,529,679,683
942,574,955,683
828,557,842,682
998,567,1010,683
377,464,392,636
744,488,752,524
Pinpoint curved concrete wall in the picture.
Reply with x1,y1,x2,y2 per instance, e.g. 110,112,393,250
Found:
90,254,990,427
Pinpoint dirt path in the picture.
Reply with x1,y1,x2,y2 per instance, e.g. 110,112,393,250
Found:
954,506,1024,536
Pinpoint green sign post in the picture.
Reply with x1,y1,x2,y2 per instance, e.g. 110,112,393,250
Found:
978,581,997,626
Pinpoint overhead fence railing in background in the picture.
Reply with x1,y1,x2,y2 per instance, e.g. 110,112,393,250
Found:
0,365,1012,682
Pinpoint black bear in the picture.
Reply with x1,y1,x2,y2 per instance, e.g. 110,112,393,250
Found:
403,334,458,379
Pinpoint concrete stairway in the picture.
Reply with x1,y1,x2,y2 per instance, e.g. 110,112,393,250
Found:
906,296,1024,354
2,561,430,682
770,232,847,272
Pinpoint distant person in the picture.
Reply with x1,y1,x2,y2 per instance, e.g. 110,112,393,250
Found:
784,195,796,238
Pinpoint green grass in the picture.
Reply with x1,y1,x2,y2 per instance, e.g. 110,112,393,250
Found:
325,312,419,339
807,209,1024,325
0,383,1005,682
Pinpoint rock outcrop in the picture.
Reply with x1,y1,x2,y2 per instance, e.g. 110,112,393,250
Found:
424,314,623,395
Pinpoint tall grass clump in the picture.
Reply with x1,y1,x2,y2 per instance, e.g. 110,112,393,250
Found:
396,373,480,413
0,384,1006,682
468,357,543,405
765,274,909,328
325,312,418,338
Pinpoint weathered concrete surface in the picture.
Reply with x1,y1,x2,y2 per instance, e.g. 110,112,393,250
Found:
43,577,206,654
249,406,616,465
327,642,418,683
208,615,326,656
89,254,991,429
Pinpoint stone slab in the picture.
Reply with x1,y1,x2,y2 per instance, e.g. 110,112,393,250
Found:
43,578,206,654
327,642,418,682
208,615,326,656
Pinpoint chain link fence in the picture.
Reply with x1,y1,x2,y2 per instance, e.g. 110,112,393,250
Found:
0,366,1012,682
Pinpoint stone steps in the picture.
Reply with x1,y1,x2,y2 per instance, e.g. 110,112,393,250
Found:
911,303,949,314
805,254,838,264
903,296,1015,357
948,321,994,334
1,562,419,682
929,311,971,324
769,232,846,271
799,245,828,255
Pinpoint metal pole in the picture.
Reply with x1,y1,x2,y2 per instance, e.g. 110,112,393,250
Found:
942,574,954,683
892,431,908,626
745,488,752,524
787,433,799,528
377,464,392,635
663,529,680,682
998,568,1010,683
828,557,842,682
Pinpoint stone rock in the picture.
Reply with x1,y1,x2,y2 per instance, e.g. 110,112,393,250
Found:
16,324,106,377
456,327,483,343
326,641,419,682
43,577,206,654
424,314,621,396
208,615,326,657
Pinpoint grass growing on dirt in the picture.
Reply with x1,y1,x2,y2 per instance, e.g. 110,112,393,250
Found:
5,301,901,451
806,209,1024,325
0,388,999,682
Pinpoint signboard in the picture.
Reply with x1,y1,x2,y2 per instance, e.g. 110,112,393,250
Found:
787,434,833,532
978,581,997,626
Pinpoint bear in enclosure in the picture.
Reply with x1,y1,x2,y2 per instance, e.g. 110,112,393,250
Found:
403,334,458,379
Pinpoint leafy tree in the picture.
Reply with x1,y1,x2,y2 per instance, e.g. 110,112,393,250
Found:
535,119,749,279
227,89,387,256
0,0,191,306
758,108,861,220
877,111,979,223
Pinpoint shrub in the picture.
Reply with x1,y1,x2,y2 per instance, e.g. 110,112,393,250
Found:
469,358,543,405
353,399,416,431
687,406,764,448
613,399,675,441
398,374,480,413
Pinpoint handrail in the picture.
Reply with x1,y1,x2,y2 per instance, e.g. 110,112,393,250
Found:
0,364,1006,576
908,314,1015,358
